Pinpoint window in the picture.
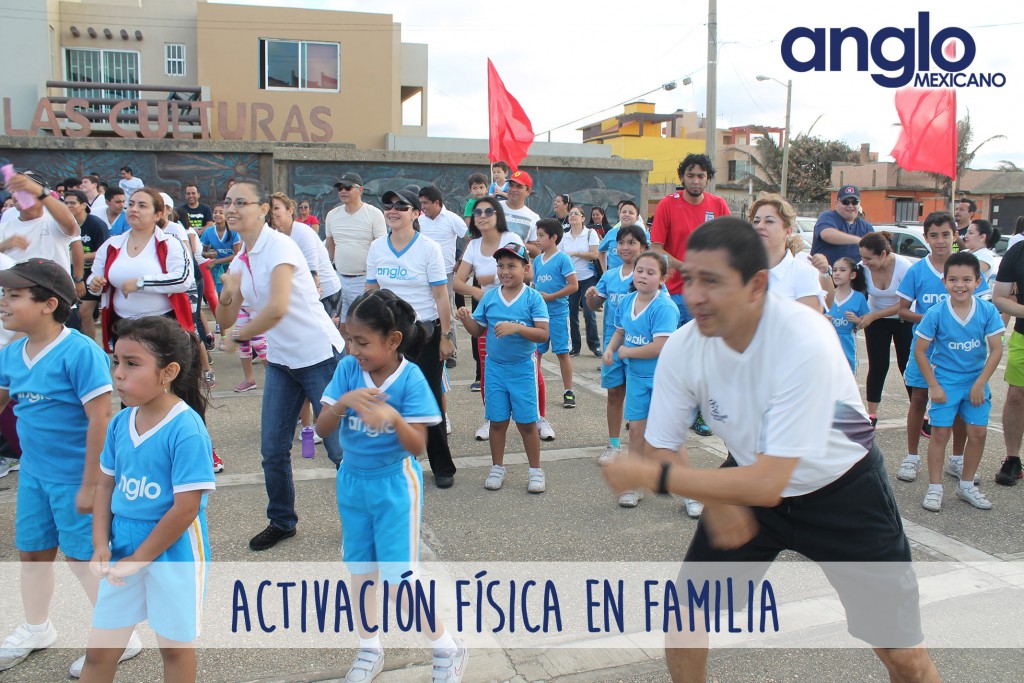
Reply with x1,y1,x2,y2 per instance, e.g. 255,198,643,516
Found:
259,39,339,92
165,44,186,77
64,48,140,113
728,159,753,182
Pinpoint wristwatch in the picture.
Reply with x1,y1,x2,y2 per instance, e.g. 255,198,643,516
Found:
136,276,146,290
37,188,50,201
444,330,456,342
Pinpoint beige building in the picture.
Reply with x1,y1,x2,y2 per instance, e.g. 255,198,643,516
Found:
1,0,428,148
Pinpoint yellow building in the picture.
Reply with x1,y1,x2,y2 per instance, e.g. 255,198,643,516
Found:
579,102,705,187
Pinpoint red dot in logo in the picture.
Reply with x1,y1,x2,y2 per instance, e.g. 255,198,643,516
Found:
944,39,957,60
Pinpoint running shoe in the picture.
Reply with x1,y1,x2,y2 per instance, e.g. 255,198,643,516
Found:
445,358,457,369
922,489,943,512
683,498,704,518
204,369,216,389
0,457,15,479
0,621,57,671
484,465,506,490
955,485,992,510
248,524,296,551
431,639,468,682
538,417,556,441
562,390,576,409
869,414,878,428
598,446,619,465
234,380,258,393
343,648,383,682
68,631,142,678
475,420,490,441
469,382,481,392
618,490,642,507
212,449,224,473
691,414,713,437
896,456,920,482
995,457,1023,486
204,334,215,352
527,469,546,494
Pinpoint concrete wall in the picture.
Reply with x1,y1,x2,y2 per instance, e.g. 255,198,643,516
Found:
0,0,55,130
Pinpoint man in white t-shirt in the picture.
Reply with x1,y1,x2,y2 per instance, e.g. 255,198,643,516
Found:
117,166,144,200
499,170,540,257
418,185,468,365
80,174,106,217
602,217,938,683
324,171,387,334
0,170,81,277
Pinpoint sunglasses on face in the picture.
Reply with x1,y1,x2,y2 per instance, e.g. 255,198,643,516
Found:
337,184,356,191
840,198,859,206
383,202,412,212
473,207,496,218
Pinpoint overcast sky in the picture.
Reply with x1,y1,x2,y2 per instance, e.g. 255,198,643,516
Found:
218,0,1023,170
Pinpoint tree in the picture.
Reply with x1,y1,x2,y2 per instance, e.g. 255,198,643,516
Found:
736,130,858,203
925,111,1005,198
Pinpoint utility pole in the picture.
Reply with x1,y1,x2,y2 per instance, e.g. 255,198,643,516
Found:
706,0,718,191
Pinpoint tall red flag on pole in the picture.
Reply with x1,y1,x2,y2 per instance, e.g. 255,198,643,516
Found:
891,89,958,180
487,59,534,173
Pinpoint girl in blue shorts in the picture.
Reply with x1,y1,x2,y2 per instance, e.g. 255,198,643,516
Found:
81,316,214,683
603,251,677,508
316,289,468,683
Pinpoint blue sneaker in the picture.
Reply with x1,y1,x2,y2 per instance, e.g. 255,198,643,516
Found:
691,413,713,437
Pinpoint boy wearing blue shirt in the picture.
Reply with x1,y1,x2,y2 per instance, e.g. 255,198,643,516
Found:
533,219,579,408
0,259,116,674
488,161,510,200
914,252,1003,512
457,243,550,493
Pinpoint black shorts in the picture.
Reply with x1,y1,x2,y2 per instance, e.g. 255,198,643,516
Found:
680,445,923,648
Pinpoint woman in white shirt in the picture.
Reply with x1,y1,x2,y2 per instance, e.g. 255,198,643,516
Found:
269,192,343,318
857,231,913,421
748,192,824,311
559,206,601,356
215,179,344,552
964,218,1000,285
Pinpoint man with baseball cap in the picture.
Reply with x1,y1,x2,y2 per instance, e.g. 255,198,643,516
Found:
810,184,874,266
499,170,541,257
325,171,386,336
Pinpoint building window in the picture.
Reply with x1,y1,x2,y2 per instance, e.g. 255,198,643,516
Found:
258,39,339,92
728,159,753,182
165,44,186,77
64,48,140,113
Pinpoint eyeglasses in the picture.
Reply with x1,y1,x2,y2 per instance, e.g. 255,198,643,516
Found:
222,199,256,209
473,207,496,218
569,211,585,217
298,205,310,210
382,202,412,212
336,184,357,191
840,198,860,206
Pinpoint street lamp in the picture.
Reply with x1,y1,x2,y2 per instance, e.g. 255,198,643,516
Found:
756,75,792,199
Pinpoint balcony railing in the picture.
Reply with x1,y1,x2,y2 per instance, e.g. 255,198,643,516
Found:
46,81,204,124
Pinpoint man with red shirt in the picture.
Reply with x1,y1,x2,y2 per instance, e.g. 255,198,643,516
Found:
652,153,730,440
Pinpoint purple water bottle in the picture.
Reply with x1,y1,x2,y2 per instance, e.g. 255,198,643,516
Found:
301,427,316,459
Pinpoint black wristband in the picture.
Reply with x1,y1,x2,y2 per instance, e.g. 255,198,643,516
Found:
37,189,49,201
656,462,671,496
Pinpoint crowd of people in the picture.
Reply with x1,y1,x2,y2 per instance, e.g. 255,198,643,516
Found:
0,152,1022,683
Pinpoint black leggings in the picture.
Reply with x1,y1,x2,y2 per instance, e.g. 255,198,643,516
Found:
864,317,914,404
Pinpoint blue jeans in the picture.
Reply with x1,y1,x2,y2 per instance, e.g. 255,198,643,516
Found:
568,273,601,354
261,353,343,531
670,294,693,328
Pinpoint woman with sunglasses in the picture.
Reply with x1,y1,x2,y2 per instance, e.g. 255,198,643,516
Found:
215,179,345,552
809,184,875,266
365,189,457,488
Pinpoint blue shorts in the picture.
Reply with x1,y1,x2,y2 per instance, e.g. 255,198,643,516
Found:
904,340,928,389
537,316,570,355
624,371,655,421
337,456,422,582
484,357,539,424
928,377,991,427
670,294,692,328
15,471,92,560
601,350,626,389
93,514,210,642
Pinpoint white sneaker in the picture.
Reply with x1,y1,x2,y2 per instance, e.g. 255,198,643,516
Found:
922,488,943,512
445,414,452,435
683,498,704,518
344,648,384,682
897,456,920,482
68,630,142,678
618,490,642,507
598,446,619,465
475,420,490,441
0,457,15,479
955,484,993,510
538,417,556,441
527,469,546,494
432,638,468,682
0,621,57,671
944,458,980,484
313,432,323,445
484,465,506,490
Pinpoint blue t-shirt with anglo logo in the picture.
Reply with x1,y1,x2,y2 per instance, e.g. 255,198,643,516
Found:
321,355,441,471
0,328,112,485
915,297,1004,383
595,266,635,343
614,291,678,377
826,290,869,371
532,250,575,318
897,257,990,338
473,285,549,365
100,402,214,521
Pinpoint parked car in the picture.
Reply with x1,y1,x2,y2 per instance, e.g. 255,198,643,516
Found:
873,224,929,262
794,217,817,250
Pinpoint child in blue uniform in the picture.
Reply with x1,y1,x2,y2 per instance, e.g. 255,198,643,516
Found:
914,252,1004,512
457,243,550,494
827,256,870,373
317,289,467,683
0,259,123,677
533,218,579,408
81,315,214,682
586,225,648,463
603,251,678,508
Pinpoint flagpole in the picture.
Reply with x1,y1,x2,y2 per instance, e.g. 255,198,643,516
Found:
950,89,957,211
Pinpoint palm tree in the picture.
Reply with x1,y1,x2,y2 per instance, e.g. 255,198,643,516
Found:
926,112,1005,199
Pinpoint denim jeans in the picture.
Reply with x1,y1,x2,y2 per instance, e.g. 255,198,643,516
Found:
568,273,601,354
261,353,343,531
670,293,693,328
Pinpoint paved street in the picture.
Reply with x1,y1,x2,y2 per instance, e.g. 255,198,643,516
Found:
2,322,1024,682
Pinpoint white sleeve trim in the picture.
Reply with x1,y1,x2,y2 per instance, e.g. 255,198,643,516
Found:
915,331,933,341
407,415,442,426
100,465,116,476
81,384,113,404
896,291,914,301
321,396,338,406
173,481,216,494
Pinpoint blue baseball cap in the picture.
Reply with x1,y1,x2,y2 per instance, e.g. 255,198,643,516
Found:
494,242,529,263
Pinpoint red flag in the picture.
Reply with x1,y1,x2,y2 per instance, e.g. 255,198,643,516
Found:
891,89,958,180
487,59,534,173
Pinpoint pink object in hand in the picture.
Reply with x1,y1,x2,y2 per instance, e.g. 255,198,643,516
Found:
1,164,38,211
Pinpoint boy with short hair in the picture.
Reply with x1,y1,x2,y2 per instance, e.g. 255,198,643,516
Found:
457,243,549,493
914,252,1004,511
463,173,489,228
489,161,510,200
0,259,140,676
533,218,579,408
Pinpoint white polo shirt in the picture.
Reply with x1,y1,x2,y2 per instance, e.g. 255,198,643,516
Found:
229,226,343,368
366,232,448,321
645,294,871,498
769,251,825,308
419,207,468,273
